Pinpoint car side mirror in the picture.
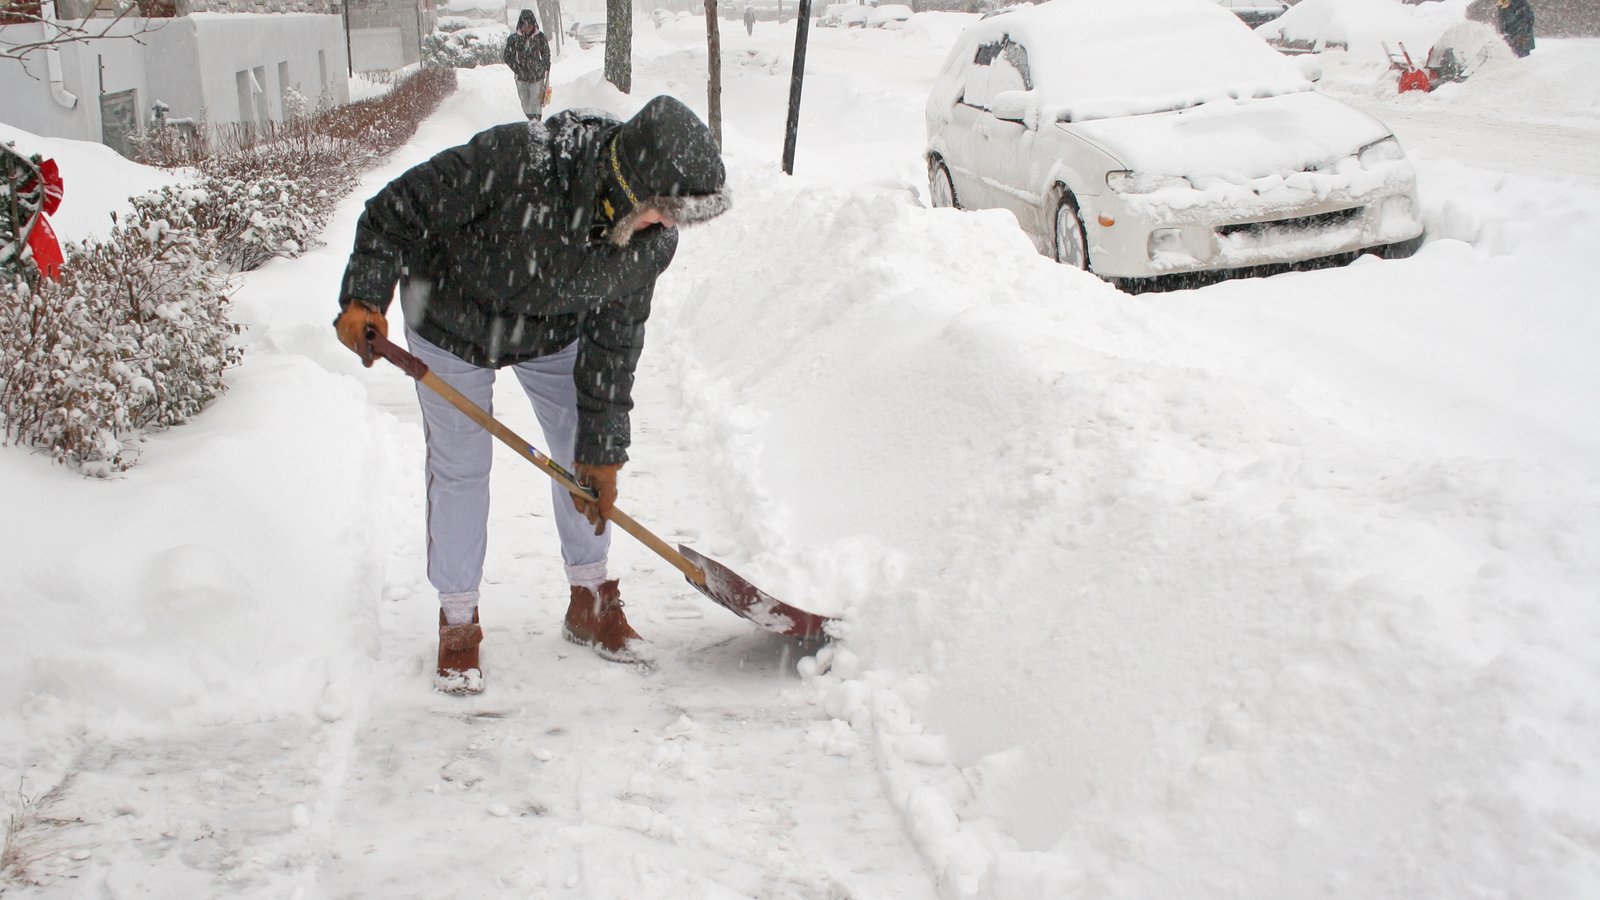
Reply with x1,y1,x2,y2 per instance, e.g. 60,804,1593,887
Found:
990,90,1038,127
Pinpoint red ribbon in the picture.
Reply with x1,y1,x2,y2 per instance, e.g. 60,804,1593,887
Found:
21,158,64,280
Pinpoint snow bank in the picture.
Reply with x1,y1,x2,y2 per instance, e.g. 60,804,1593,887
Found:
0,123,186,243
658,123,1600,899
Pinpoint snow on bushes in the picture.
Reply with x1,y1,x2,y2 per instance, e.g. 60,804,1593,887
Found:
0,205,241,474
0,67,458,474
424,22,511,69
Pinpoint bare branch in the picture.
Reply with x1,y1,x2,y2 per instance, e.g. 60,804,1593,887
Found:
1,3,163,65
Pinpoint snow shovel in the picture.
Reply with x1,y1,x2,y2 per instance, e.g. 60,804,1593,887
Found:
365,329,831,640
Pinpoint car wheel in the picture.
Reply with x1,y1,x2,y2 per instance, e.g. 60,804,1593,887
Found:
1052,191,1089,270
929,158,959,209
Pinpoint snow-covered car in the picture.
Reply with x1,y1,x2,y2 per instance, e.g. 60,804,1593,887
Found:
838,5,871,27
867,4,913,28
1214,0,1288,28
570,21,607,49
924,0,1424,281
817,3,847,25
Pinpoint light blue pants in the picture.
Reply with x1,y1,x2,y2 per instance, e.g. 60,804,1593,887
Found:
406,327,610,602
515,78,546,119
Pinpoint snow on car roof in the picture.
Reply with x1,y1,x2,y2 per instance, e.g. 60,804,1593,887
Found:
936,0,1310,123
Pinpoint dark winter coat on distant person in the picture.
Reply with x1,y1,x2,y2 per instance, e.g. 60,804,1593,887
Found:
504,10,552,82
1497,0,1535,58
338,111,681,464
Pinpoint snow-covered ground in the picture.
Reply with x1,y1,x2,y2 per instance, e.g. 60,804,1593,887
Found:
3,8,1599,898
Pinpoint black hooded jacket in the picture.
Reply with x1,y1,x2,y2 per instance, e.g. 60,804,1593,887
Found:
338,110,678,465
1498,0,1535,57
504,11,551,82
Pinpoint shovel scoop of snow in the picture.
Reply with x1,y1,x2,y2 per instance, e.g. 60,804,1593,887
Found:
677,544,831,640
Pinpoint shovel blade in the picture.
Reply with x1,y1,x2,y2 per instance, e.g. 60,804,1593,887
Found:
677,544,832,640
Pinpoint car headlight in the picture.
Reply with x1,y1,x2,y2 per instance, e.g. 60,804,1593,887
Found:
1106,170,1192,194
1358,136,1405,169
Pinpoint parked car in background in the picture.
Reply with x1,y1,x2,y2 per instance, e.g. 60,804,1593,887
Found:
570,21,607,49
924,0,1423,283
1214,0,1288,28
867,3,914,28
817,3,855,26
839,5,871,27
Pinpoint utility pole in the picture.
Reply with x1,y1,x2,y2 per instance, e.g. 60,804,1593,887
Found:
781,0,812,173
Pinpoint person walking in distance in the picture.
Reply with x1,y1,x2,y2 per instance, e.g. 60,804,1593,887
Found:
333,96,730,693
1496,0,1535,59
504,9,552,120
743,3,756,35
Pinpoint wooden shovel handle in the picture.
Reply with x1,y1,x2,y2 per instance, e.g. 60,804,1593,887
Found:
366,329,707,587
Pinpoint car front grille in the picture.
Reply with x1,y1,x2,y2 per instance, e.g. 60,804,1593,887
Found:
1217,206,1364,239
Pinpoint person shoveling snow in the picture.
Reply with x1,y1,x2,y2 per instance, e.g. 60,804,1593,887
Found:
335,96,730,693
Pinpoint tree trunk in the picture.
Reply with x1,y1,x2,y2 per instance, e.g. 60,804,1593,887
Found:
604,0,631,93
705,0,723,146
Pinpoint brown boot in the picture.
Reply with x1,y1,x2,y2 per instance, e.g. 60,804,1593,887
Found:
436,609,484,694
562,580,649,664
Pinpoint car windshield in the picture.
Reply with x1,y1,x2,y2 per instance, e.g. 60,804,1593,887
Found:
940,0,1310,122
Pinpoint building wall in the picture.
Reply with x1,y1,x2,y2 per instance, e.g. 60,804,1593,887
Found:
0,19,154,144
0,13,350,153
183,14,350,123
347,0,428,71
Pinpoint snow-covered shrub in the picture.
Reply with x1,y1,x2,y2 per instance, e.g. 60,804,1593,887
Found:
0,65,454,473
283,86,313,122
423,25,509,69
129,115,211,168
129,171,323,273
316,66,457,153
0,204,242,474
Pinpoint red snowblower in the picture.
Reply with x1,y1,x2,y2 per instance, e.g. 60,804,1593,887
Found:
1385,40,1468,93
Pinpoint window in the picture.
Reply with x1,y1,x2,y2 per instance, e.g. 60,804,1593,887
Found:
962,39,1032,111
235,69,256,126
277,60,290,120
236,67,269,127
252,66,269,124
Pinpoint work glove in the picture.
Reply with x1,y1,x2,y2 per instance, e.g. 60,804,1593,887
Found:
573,461,622,535
334,301,388,367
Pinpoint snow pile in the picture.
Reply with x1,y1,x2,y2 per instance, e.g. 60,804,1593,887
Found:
659,145,1600,896
1259,0,1474,59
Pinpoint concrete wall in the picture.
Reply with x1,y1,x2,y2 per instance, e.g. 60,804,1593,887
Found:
184,14,350,123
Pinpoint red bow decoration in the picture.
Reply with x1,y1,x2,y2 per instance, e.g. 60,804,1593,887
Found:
22,158,65,281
